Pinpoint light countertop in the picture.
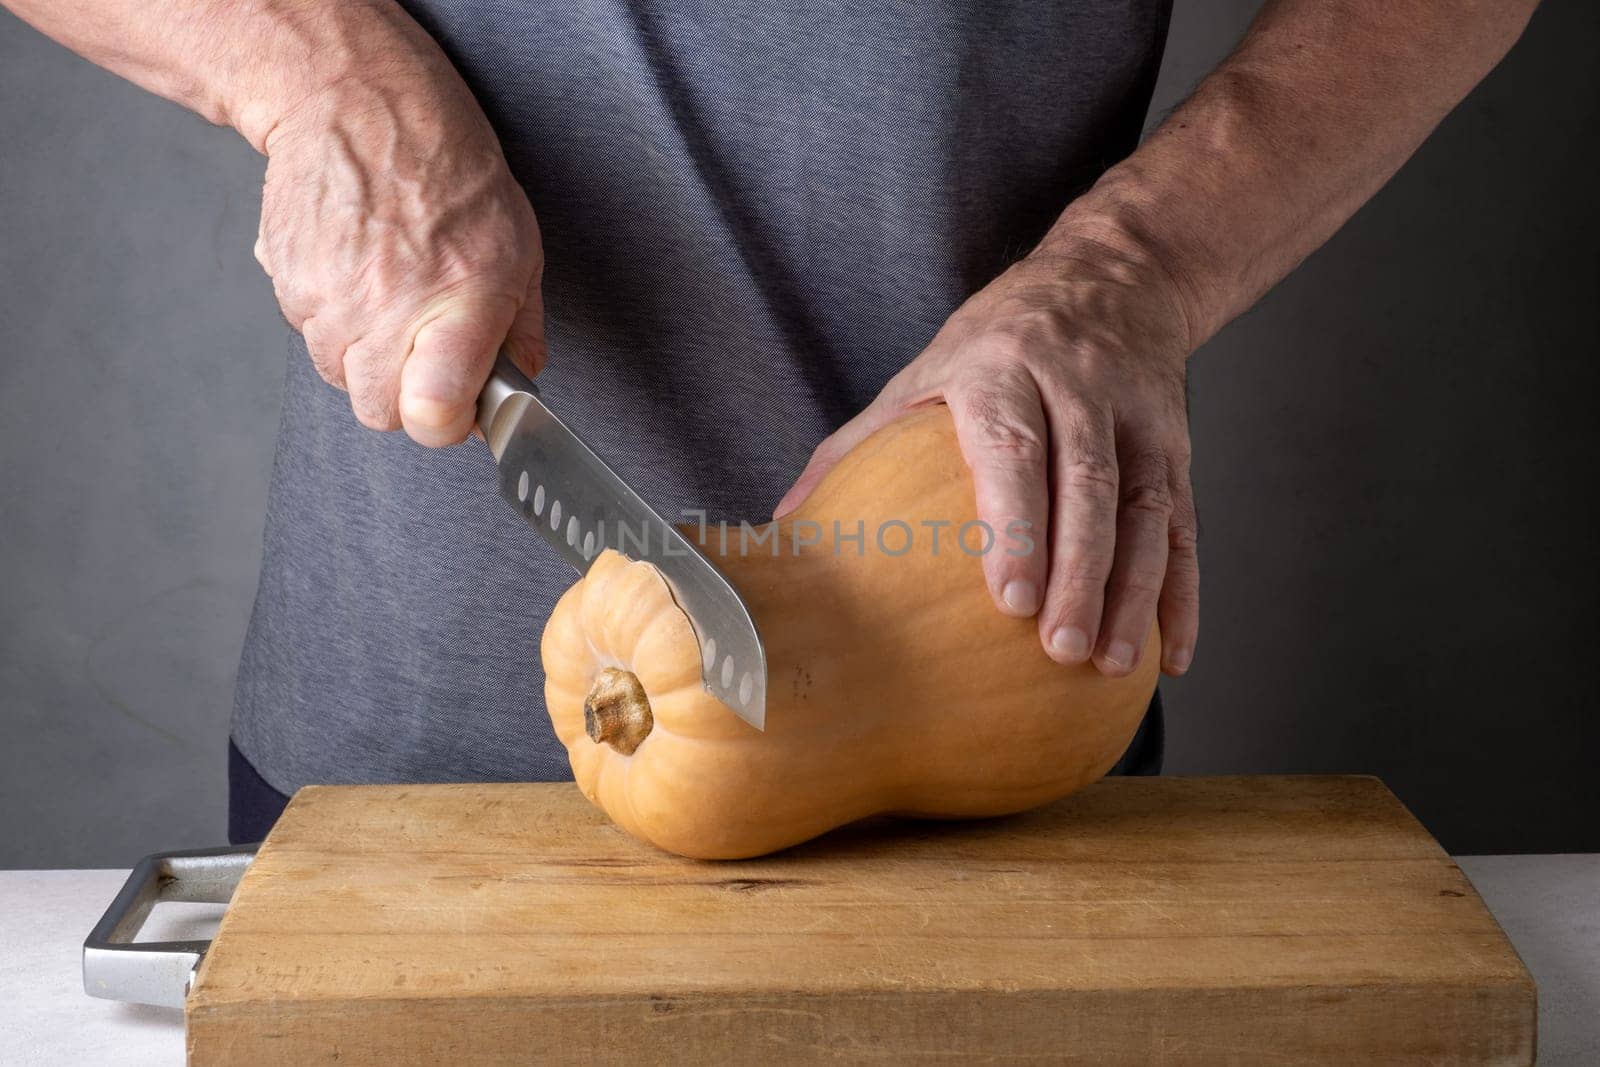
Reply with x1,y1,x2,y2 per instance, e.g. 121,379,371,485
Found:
1,855,1594,1065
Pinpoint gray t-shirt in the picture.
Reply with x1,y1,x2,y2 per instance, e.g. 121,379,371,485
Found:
231,0,1173,791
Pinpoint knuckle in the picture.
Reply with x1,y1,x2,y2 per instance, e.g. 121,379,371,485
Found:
309,359,343,389
525,249,547,284
1167,519,1200,556
956,382,1047,468
1167,432,1194,468
985,551,1036,579
1055,400,1114,454
1115,571,1167,601
975,422,1046,469
1119,446,1176,516
271,276,315,321
301,336,346,388
352,404,399,432
1059,458,1119,502
1041,595,1101,637
1121,441,1173,482
347,376,401,432
1051,568,1111,597
1121,479,1173,518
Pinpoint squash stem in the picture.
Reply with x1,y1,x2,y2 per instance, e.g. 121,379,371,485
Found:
584,667,653,754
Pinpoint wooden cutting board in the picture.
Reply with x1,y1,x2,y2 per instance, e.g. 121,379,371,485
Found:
185,776,1534,1064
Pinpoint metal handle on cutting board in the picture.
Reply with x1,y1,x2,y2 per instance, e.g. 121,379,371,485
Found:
83,845,258,1008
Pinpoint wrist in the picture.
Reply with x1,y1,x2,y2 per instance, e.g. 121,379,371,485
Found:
211,2,461,154
1036,171,1238,356
1026,203,1198,362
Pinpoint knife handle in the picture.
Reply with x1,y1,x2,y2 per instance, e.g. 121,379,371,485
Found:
477,352,538,462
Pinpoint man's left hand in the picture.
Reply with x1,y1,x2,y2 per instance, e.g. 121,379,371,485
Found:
775,233,1199,679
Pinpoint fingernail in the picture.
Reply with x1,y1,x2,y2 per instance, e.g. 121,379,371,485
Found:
1002,580,1040,616
1166,646,1193,674
1103,639,1137,672
1049,627,1090,662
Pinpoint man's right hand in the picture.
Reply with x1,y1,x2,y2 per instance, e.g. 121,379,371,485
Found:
5,0,548,447
254,67,544,447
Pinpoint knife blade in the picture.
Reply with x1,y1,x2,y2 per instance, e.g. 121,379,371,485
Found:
476,353,766,730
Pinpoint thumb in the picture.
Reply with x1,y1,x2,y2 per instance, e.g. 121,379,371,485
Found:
774,396,906,518
398,297,511,447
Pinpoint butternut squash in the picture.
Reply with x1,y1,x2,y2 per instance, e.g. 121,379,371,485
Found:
540,405,1158,859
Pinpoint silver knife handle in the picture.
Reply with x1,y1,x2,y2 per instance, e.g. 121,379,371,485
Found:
477,352,538,462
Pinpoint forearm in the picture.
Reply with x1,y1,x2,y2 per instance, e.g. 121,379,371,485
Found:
2,0,453,151
1045,0,1537,351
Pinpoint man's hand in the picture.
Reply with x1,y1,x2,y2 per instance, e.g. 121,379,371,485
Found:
776,0,1538,680
3,0,544,447
777,234,1198,679
256,72,543,446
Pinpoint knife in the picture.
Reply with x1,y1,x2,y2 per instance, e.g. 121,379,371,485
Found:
476,353,766,730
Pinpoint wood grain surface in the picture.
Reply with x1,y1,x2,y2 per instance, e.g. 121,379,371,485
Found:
185,776,1535,1064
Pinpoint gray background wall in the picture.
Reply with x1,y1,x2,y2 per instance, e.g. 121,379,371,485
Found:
2,2,1594,868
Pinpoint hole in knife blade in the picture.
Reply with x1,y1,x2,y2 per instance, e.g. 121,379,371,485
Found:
550,499,562,529
533,485,545,516
739,672,753,705
566,516,580,547
721,655,735,689
582,531,596,558
517,471,529,503
702,637,717,673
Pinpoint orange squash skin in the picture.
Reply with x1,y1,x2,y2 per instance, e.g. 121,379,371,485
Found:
540,405,1159,859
